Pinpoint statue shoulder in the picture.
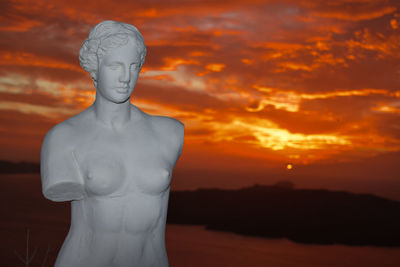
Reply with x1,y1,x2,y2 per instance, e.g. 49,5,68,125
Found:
42,108,92,150
150,115,185,156
42,120,75,151
150,115,184,130
150,115,184,139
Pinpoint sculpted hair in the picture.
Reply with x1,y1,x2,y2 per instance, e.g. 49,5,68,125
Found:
79,20,146,84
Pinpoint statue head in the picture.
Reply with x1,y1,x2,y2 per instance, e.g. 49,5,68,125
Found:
79,20,146,88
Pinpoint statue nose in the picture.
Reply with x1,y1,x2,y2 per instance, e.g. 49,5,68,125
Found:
119,67,130,83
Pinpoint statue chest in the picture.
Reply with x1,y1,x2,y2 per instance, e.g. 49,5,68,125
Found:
75,129,172,197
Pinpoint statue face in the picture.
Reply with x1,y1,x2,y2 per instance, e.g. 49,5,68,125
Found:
96,39,141,104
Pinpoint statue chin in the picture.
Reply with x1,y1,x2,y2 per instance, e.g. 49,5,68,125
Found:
40,20,184,267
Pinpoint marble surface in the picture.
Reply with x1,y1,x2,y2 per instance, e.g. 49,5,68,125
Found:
40,20,184,267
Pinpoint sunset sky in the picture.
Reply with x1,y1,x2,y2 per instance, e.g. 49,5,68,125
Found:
0,0,399,198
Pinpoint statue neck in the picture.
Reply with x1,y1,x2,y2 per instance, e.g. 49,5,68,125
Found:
93,94,131,129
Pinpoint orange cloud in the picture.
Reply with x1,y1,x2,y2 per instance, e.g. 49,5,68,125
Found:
160,58,200,71
205,63,225,72
0,0,400,173
0,52,82,72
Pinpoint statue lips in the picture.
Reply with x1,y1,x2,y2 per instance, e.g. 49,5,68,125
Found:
116,86,129,94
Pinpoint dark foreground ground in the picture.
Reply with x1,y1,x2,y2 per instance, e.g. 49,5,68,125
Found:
1,174,400,266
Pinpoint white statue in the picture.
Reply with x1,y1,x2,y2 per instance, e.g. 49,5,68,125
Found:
40,20,184,267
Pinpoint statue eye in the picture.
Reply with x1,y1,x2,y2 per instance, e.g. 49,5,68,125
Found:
130,63,139,71
108,64,120,70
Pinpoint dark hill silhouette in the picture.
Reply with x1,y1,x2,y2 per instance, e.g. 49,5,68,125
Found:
1,164,399,247
0,160,40,173
167,183,400,247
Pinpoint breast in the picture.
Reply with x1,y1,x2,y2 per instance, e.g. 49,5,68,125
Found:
133,161,172,195
83,153,126,197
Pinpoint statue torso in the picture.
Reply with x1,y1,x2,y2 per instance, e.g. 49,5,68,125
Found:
76,112,173,198
53,106,182,267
